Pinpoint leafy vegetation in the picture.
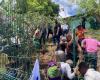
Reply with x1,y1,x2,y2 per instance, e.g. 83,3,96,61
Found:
0,0,59,79
0,0,59,56
27,0,59,17
79,0,100,23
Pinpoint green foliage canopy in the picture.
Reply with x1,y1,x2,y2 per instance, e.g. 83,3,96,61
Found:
23,0,59,17
79,0,100,22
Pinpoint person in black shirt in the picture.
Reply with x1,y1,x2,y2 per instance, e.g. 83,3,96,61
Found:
53,20,62,45
47,23,53,39
40,26,47,45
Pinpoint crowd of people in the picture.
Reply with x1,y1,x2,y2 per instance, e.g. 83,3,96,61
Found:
33,19,100,80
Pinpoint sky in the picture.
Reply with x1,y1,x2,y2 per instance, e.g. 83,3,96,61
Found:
0,0,8,3
0,0,2,3
52,0,99,18
52,0,79,18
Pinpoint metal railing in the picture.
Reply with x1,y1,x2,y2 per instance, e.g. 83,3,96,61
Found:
0,54,37,80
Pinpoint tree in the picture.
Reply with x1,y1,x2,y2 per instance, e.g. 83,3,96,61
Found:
16,0,28,13
27,0,59,17
79,0,100,23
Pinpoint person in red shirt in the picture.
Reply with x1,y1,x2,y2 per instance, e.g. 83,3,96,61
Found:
76,25,85,46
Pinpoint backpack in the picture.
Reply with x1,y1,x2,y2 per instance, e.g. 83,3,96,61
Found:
47,66,61,79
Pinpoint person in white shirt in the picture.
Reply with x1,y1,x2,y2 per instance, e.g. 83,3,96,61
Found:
61,23,69,36
57,60,77,80
78,62,100,80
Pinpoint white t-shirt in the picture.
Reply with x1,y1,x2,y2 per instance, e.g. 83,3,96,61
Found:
61,24,68,30
60,62,75,79
84,69,100,80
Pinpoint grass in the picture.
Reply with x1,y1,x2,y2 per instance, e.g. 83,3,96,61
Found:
85,28,100,40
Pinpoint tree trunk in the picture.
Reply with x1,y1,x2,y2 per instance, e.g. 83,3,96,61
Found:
95,15,100,23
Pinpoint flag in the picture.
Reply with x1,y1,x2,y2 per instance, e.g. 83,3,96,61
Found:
29,59,40,80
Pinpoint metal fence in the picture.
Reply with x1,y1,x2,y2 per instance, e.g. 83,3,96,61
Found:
0,1,39,79
0,54,37,80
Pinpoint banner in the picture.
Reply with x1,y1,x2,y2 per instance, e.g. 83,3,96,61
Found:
29,59,40,80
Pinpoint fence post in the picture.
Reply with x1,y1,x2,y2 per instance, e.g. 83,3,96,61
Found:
73,28,76,67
